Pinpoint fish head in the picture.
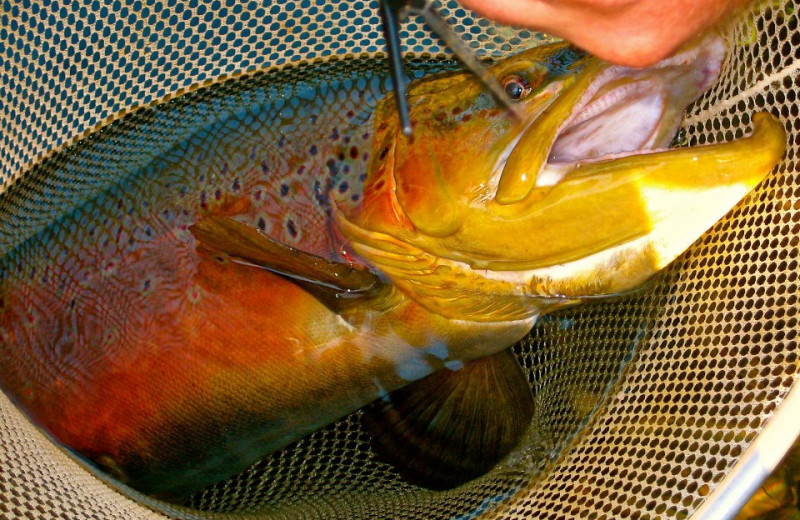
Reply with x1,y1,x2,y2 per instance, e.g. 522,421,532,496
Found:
336,32,786,322
350,42,587,238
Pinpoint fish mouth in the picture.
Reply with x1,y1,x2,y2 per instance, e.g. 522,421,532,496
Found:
493,32,727,203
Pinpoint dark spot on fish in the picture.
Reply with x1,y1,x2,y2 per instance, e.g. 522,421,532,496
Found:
221,163,228,174
280,184,290,196
338,181,349,193
342,164,350,174
310,114,318,123
287,219,298,238
254,190,263,201
215,189,222,201
143,280,151,291
351,194,360,202
250,146,257,160
309,145,318,156
461,113,472,122
434,112,446,122
257,217,266,231
452,106,463,116
331,128,340,140
379,147,389,160
200,192,208,210
261,161,270,174
359,173,367,182
378,122,388,131
297,165,306,175
145,227,152,236
362,132,370,140
326,159,339,176
232,178,241,191
362,152,369,161
278,135,286,148
350,146,359,159
199,174,205,183
347,110,355,118
343,135,351,144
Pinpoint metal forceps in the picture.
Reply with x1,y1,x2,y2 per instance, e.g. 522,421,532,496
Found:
379,0,522,135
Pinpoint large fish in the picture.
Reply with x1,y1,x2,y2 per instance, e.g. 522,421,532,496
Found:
0,33,785,498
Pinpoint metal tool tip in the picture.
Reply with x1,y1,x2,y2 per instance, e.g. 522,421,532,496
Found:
402,124,413,136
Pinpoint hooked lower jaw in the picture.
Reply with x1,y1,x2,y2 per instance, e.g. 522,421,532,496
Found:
509,112,786,299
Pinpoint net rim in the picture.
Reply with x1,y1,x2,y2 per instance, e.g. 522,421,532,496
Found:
689,378,800,520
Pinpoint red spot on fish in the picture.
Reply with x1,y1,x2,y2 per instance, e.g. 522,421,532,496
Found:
462,113,472,122
349,146,359,159
452,106,463,116
340,246,357,266
215,189,222,201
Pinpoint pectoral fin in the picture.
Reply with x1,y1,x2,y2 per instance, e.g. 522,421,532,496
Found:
363,349,534,490
189,215,390,312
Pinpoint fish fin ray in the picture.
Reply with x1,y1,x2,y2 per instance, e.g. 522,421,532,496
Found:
363,349,534,490
189,215,390,312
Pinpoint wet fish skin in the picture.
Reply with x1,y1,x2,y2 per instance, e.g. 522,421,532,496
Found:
0,35,787,498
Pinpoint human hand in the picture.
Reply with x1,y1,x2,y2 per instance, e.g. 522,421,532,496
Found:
458,0,754,67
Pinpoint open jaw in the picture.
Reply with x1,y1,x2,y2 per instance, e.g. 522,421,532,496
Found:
496,32,727,192
469,32,783,301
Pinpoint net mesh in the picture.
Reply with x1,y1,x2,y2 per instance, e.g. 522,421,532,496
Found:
0,0,797,519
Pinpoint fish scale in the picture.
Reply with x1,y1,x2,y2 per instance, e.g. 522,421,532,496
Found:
0,72,382,448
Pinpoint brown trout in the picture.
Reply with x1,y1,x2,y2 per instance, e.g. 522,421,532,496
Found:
0,33,785,498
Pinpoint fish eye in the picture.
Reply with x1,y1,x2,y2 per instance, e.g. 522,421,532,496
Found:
500,74,531,101
501,75,531,101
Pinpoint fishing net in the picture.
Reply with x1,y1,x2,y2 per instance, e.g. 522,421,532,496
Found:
1,0,798,519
